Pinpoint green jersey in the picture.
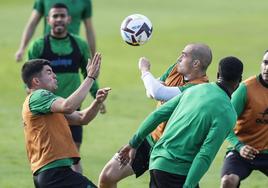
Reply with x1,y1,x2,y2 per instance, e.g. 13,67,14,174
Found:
29,89,58,114
130,83,237,188
28,34,99,98
34,0,92,34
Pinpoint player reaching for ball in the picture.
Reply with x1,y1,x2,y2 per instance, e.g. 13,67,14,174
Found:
21,54,110,188
118,56,243,188
98,43,212,188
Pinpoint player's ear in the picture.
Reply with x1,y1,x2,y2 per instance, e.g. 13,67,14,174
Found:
193,59,200,68
32,77,40,86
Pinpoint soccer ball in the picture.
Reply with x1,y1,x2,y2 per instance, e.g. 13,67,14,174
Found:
120,14,153,46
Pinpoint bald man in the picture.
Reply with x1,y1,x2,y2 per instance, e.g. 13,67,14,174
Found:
98,43,212,188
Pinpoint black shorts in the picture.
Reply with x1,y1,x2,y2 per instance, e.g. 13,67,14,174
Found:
149,169,199,188
221,150,268,180
131,139,152,177
33,166,97,188
70,126,83,144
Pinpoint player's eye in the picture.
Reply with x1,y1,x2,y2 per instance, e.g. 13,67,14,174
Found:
263,60,268,64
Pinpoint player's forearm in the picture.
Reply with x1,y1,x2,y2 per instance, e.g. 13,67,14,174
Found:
129,109,171,148
142,71,181,101
64,77,95,113
226,131,245,152
85,25,96,56
19,24,36,50
87,33,96,56
18,11,41,50
183,156,211,188
79,100,102,124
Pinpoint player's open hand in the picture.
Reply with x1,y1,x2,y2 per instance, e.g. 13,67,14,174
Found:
118,144,136,168
87,53,101,79
138,57,151,72
239,145,259,160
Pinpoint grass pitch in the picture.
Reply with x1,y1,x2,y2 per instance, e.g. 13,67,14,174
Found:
0,0,267,187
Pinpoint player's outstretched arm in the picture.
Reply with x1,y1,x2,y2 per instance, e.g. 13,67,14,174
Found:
65,88,111,125
51,53,101,114
138,57,181,101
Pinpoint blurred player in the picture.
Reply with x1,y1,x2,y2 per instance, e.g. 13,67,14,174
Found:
221,51,268,188
15,0,96,62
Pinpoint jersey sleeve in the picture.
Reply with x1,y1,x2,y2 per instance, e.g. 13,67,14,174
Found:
33,0,44,14
129,94,182,148
159,63,177,82
183,110,236,188
29,89,59,115
82,0,92,19
225,83,247,151
231,83,247,117
27,38,44,60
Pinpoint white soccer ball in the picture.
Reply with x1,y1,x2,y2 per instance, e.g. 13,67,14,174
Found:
120,14,153,46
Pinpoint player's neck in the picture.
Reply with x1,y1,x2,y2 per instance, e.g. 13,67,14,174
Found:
185,71,206,81
50,31,68,39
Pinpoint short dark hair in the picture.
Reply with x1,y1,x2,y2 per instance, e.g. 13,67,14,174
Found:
21,59,51,88
218,56,243,82
51,3,69,12
265,49,268,54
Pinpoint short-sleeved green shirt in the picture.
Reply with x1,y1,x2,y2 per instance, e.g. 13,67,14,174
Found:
29,89,58,114
34,0,92,34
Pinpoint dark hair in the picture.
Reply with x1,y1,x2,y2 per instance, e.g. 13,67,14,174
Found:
265,49,268,54
218,56,243,82
21,59,51,88
51,3,69,12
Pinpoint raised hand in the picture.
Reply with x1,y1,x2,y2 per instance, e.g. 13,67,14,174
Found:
95,87,111,104
87,52,101,79
138,57,151,72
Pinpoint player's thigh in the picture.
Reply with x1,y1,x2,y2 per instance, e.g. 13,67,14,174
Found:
100,154,134,182
221,150,252,180
253,153,268,176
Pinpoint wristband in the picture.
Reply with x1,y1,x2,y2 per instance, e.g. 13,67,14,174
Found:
87,76,96,80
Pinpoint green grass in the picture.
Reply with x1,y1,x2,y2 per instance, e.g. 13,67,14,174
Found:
0,0,267,187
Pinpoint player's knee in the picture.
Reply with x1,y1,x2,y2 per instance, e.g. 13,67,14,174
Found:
221,174,239,188
99,167,116,185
